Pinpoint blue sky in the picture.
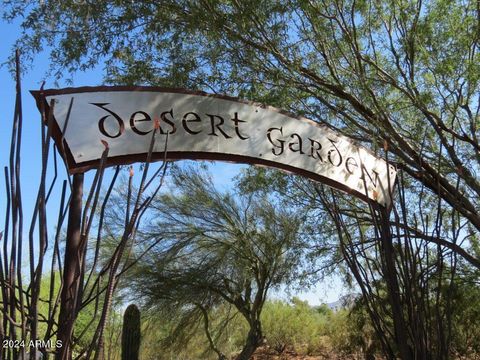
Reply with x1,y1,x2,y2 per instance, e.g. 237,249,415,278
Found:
0,17,344,305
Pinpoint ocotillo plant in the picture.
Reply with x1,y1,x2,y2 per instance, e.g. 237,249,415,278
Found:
121,304,141,360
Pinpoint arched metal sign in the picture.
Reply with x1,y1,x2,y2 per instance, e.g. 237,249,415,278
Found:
31,86,396,207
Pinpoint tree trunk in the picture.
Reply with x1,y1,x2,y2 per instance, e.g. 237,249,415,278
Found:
236,320,262,360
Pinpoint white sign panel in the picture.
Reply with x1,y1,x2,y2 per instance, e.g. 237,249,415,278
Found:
32,87,396,206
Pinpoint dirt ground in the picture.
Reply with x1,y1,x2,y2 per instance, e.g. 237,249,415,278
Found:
250,346,363,360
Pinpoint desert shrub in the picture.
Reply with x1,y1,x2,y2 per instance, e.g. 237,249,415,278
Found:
325,305,378,357
445,276,480,357
100,296,394,359
261,298,328,355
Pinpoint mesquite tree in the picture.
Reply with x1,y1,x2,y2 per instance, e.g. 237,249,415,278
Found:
123,165,313,360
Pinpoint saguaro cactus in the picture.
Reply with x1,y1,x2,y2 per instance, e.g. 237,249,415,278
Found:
121,304,141,360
